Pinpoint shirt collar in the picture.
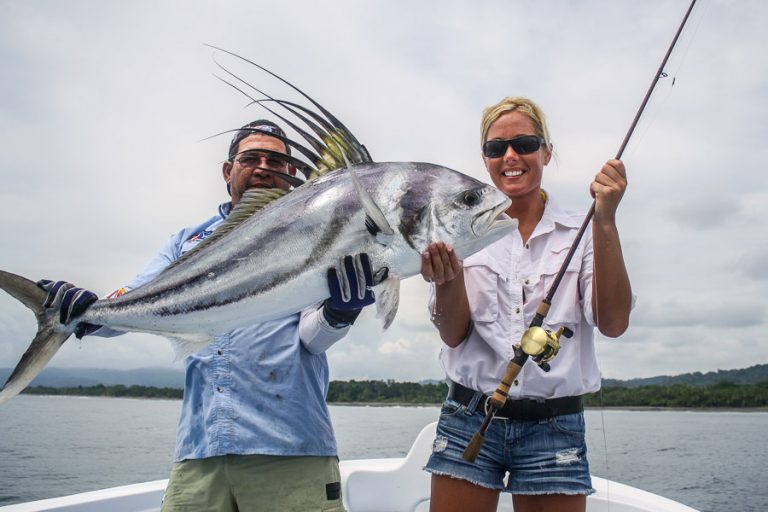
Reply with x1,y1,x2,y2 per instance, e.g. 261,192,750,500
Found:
218,202,233,219
530,190,580,239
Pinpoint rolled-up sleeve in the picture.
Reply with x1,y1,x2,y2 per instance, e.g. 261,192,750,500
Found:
298,305,351,354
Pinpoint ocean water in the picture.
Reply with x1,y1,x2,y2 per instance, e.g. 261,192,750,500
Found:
0,395,766,512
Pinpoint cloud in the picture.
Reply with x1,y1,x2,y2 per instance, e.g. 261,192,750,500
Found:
1,0,767,383
669,197,742,229
632,297,765,329
597,319,768,381
737,251,768,281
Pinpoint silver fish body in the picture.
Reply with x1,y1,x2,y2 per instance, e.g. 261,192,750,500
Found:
0,161,515,404
83,161,513,336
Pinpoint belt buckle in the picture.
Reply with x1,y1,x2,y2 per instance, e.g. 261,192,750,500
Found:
483,395,493,416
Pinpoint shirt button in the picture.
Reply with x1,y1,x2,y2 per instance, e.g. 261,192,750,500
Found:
514,380,519,386
216,387,223,393
217,349,223,355
515,307,520,314
524,279,530,285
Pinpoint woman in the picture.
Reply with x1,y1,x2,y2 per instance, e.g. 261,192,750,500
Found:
421,97,633,512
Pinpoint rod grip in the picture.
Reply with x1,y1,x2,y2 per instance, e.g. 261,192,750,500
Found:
489,362,523,408
462,431,485,462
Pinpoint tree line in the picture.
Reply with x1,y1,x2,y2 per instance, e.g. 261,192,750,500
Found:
23,383,183,399
584,381,768,408
20,379,768,408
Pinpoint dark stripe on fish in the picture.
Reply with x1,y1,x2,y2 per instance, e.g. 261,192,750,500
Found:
113,209,351,318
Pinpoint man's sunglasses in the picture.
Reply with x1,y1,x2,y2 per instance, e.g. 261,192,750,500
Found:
234,150,288,170
482,135,547,158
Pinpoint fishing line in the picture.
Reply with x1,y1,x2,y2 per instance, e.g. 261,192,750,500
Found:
619,78,675,164
595,5,704,507
590,217,615,508
621,0,709,163
595,4,706,508
461,0,700,478
593,327,614,509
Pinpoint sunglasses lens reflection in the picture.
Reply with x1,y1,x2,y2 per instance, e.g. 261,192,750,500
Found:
483,136,543,158
515,137,541,154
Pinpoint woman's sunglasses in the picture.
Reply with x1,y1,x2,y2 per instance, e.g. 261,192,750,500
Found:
482,135,547,158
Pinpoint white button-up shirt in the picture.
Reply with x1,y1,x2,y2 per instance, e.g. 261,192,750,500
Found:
432,193,609,399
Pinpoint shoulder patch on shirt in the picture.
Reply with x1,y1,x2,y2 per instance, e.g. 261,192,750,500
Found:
107,287,129,299
187,230,213,243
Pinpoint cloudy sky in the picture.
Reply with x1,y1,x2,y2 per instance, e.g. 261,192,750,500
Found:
1,0,766,383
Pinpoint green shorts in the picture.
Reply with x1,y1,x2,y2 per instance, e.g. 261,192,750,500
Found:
160,454,344,512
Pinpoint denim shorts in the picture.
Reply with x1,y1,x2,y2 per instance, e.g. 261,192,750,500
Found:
424,398,595,495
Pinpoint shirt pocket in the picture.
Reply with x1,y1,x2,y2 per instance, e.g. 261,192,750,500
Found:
463,253,505,323
537,234,584,328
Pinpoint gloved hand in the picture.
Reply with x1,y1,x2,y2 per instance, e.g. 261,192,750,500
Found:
323,254,383,328
37,280,100,339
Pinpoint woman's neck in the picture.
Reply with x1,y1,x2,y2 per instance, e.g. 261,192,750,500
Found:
506,189,546,244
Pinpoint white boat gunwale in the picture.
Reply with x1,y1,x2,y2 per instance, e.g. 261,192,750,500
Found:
0,423,699,512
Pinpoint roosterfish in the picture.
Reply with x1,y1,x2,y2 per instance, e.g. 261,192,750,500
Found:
0,49,517,405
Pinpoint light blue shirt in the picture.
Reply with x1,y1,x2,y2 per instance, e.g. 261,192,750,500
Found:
105,203,342,461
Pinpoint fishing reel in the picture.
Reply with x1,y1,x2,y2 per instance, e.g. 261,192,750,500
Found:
519,325,573,372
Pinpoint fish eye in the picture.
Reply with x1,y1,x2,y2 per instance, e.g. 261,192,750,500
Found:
462,190,481,207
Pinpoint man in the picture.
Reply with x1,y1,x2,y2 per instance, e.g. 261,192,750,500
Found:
41,119,373,511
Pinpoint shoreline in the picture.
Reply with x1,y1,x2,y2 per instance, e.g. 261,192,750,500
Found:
330,402,768,412
19,393,768,412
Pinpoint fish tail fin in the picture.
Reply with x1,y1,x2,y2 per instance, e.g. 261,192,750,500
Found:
0,270,73,405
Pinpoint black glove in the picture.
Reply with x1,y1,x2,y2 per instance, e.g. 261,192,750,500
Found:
37,280,100,339
323,254,381,328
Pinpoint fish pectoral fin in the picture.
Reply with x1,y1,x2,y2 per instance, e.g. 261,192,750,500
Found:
366,217,394,246
165,333,215,361
350,169,394,245
375,276,400,330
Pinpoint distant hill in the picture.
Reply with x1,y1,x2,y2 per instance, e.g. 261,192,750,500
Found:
0,367,185,388
2,363,766,390
603,364,768,388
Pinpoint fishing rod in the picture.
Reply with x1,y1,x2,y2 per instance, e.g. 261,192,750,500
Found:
462,0,698,462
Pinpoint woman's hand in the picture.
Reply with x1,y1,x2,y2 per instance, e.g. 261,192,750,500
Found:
421,242,470,347
590,159,627,224
421,242,463,285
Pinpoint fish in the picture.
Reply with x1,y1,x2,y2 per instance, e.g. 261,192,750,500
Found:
0,50,518,405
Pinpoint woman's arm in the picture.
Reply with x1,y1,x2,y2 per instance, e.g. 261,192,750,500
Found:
421,242,471,347
590,159,633,337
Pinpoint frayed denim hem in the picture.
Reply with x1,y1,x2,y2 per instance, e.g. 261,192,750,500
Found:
506,487,596,496
423,467,504,492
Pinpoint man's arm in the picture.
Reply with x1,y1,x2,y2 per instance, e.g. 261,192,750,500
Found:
39,228,189,338
299,253,378,354
298,306,353,355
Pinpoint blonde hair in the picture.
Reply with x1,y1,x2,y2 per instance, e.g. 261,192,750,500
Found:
480,96,551,149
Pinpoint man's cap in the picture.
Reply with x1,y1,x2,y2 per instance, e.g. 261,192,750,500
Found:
227,119,290,160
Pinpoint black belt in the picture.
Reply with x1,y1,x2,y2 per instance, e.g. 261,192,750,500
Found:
448,381,583,421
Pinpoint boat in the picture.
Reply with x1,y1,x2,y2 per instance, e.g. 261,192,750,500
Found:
0,422,698,512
